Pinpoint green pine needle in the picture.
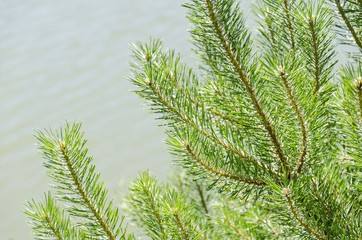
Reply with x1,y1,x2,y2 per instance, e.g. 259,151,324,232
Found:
34,122,131,240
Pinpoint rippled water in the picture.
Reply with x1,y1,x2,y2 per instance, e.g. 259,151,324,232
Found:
0,0,254,239
0,1,191,238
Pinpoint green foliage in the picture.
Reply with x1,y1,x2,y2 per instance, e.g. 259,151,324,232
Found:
25,192,87,239
25,123,132,240
25,0,361,239
331,0,362,58
126,171,205,240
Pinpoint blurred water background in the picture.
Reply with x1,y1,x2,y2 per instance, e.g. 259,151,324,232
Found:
0,0,190,238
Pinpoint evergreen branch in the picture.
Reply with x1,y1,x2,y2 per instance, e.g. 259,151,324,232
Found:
147,75,250,162
25,192,86,239
277,67,308,177
310,178,335,225
58,141,116,240
214,200,279,239
27,196,63,239
163,190,206,240
127,172,205,240
166,67,238,128
300,0,336,92
195,182,209,214
204,0,290,177
172,212,190,240
185,143,266,186
308,16,321,93
283,0,296,50
150,55,249,161
127,172,167,239
284,187,328,240
131,41,275,176
35,123,129,239
334,0,362,49
223,214,252,240
254,0,299,53
263,11,277,48
25,0,362,239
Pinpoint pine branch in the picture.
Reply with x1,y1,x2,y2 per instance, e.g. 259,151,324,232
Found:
127,171,205,240
334,0,362,49
194,0,290,177
34,122,130,240
184,142,266,186
25,192,87,239
130,40,277,183
195,182,208,214
166,125,269,198
283,0,297,50
254,0,299,53
258,0,337,178
338,63,362,216
213,198,280,239
222,215,252,240
277,66,308,176
127,171,168,239
169,171,217,238
308,17,322,92
300,0,337,91
283,187,328,240
130,41,250,162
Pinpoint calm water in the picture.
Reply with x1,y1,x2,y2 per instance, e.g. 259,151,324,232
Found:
0,0,252,239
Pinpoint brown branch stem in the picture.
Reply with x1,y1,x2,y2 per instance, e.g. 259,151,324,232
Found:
44,214,62,240
277,67,308,177
185,143,266,186
59,141,116,240
173,212,190,240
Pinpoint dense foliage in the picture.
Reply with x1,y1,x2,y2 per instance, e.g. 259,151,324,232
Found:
25,0,361,239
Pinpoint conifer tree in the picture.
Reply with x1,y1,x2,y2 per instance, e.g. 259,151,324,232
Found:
25,0,361,239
